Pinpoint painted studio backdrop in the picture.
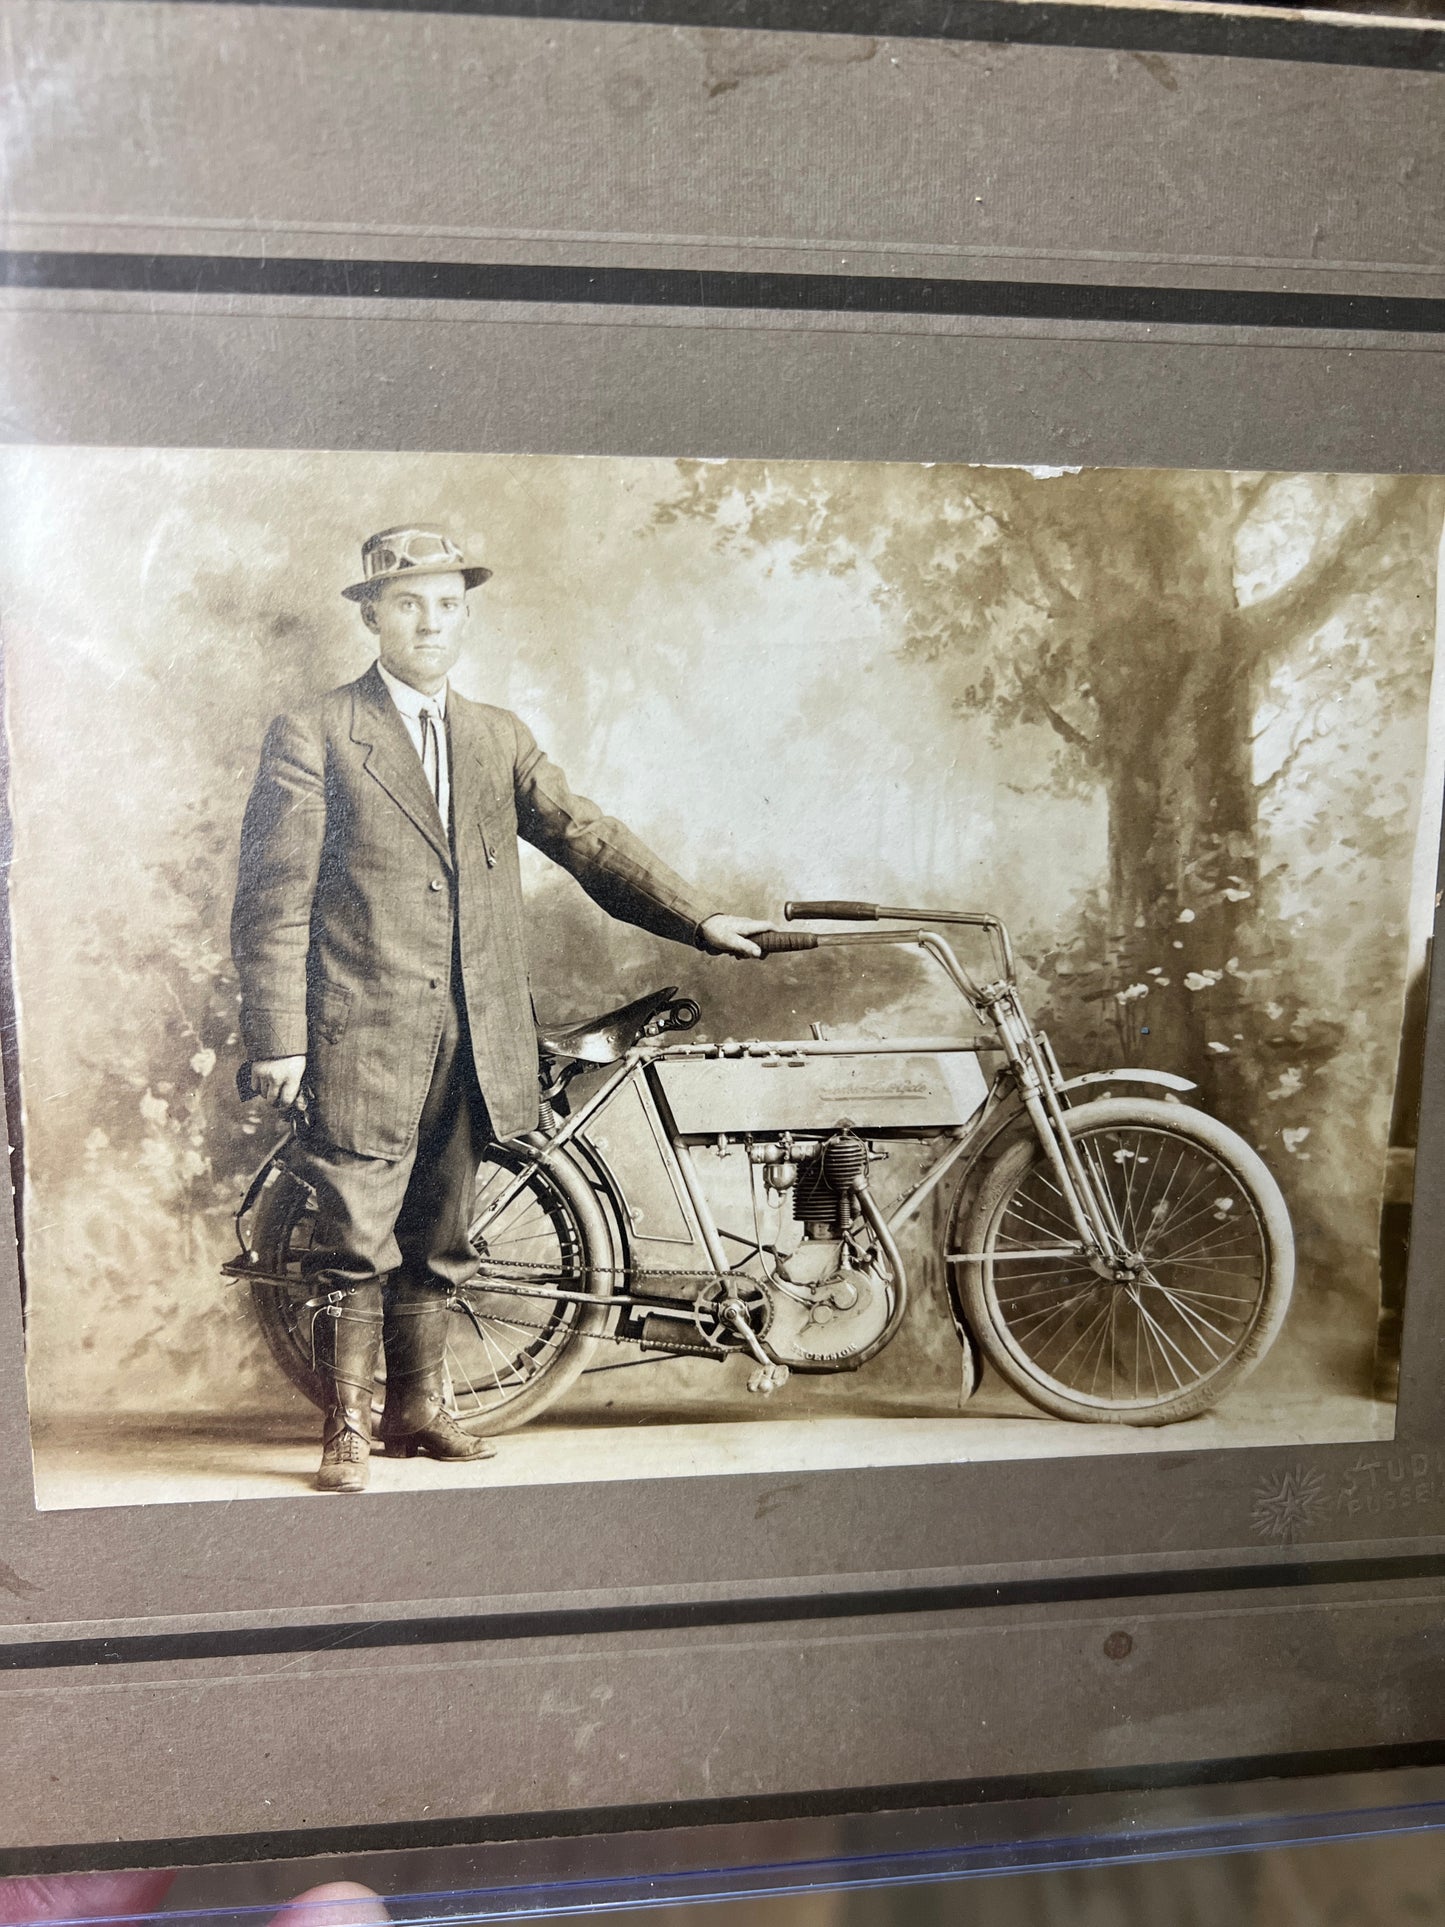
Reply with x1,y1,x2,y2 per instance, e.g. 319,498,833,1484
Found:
3,449,1442,1475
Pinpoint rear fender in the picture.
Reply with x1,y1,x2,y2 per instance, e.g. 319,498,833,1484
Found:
516,1125,635,1325
512,1131,629,1275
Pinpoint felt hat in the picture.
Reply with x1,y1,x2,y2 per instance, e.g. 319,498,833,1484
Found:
342,526,492,601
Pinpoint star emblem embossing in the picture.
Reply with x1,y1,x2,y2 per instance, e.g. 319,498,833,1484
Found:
1250,1464,1330,1543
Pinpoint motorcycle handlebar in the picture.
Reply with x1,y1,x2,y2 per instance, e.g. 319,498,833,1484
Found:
782,899,1016,981
784,900,879,921
754,930,820,954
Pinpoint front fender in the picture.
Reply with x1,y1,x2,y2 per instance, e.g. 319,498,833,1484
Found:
1056,1068,1196,1097
942,1067,1196,1251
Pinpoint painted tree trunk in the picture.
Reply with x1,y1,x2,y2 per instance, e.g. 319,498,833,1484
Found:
1093,490,1261,1124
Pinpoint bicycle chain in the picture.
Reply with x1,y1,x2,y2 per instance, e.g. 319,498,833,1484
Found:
467,1305,725,1359
461,1250,746,1358
470,1251,738,1287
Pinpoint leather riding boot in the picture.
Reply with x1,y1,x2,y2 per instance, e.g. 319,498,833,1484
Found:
379,1278,496,1462
312,1280,383,1493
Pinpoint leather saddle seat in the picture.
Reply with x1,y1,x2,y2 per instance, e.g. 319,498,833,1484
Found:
535,986,680,1065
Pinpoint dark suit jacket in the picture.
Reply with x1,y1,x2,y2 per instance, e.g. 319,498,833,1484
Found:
231,663,711,1153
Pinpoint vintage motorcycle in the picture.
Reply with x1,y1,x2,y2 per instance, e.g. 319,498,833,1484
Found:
224,902,1295,1429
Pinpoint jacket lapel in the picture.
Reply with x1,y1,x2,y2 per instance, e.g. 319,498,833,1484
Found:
350,664,454,870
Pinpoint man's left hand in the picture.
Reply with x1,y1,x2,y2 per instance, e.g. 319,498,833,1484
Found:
698,914,775,958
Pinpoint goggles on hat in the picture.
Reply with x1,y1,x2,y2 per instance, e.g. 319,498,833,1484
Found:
342,526,492,600
361,528,466,579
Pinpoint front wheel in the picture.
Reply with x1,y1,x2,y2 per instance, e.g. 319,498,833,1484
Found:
948,1097,1294,1424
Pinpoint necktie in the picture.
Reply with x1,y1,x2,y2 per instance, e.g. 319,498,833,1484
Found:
419,703,442,811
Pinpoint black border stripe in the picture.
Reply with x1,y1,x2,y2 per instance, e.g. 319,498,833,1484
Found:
9,1741,1445,1875
5,252,1445,331
7,1551,1445,1674
62,0,1445,74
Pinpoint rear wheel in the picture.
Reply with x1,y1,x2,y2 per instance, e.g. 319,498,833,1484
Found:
248,1141,615,1433
949,1097,1294,1424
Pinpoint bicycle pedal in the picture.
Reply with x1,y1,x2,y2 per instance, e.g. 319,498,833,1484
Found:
747,1363,791,1396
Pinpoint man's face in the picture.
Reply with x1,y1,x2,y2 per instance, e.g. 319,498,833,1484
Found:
364,572,469,694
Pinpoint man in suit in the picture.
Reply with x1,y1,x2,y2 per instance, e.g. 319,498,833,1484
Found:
232,526,771,1492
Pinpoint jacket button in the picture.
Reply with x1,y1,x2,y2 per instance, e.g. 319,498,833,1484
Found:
429,977,441,989
429,879,443,892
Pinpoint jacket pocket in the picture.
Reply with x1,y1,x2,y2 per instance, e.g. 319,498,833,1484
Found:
477,794,517,870
310,979,353,1047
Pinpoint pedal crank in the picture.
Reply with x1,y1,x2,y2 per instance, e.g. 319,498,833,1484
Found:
717,1294,776,1369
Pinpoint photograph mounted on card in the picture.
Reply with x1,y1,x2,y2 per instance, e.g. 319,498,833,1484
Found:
2,445,1438,1511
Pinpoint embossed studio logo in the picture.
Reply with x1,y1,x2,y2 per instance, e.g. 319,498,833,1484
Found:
1335,1451,1445,1517
1250,1464,1330,1543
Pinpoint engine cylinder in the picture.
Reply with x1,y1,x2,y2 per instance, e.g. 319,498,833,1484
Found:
792,1158,837,1227
821,1135,867,1190
793,1135,867,1230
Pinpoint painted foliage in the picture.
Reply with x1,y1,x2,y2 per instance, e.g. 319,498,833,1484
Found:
1,450,1439,1422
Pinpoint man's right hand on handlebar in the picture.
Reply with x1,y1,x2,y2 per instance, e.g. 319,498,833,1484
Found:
697,914,776,958
250,1055,308,1109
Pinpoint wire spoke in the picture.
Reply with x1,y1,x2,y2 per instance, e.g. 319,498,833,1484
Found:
1147,1253,1262,1272
996,1266,1101,1293
471,1196,549,1237
1139,1275,1233,1358
1003,1281,1104,1337
1089,1289,1123,1398
1150,1219,1260,1265
468,1312,555,1347
1123,1136,1178,1245
1143,1192,1252,1256
1139,1150,1220,1238
1127,1296,1174,1392
1005,1173,1080,1231
1002,1197,1081,1243
1128,1292,1196,1387
1078,1138,1129,1246
1044,1294,1118,1378
1116,1134,1144,1244
1139,1276,1259,1307
1140,1279,1256,1310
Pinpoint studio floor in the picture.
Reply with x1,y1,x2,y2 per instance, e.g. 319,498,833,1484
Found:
27,1379,1391,1509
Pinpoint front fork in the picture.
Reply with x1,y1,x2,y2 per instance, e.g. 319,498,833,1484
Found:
983,987,1128,1265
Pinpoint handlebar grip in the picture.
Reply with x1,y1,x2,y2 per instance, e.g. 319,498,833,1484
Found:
755,930,820,954
783,900,879,922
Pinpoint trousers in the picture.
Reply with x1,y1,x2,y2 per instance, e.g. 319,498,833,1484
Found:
291,982,493,1298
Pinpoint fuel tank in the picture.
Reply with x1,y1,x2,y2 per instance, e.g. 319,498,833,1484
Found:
650,1045,990,1137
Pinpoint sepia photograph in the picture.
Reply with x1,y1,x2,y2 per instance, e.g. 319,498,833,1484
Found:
2,446,1440,1509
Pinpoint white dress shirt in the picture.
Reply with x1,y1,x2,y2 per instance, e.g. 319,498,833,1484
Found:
377,662,451,830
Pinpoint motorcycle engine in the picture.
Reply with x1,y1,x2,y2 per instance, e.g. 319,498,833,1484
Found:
759,1135,895,1365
